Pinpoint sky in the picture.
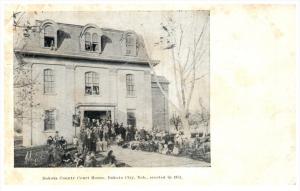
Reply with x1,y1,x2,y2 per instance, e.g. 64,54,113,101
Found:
18,11,210,113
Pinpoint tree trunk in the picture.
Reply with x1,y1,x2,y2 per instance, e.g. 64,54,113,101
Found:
180,114,191,138
202,121,209,138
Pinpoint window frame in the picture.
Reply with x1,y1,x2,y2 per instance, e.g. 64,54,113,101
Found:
125,33,137,56
43,25,55,48
44,110,55,131
92,33,99,52
84,32,92,51
126,74,136,97
80,24,103,53
85,71,100,96
44,69,55,94
39,20,58,50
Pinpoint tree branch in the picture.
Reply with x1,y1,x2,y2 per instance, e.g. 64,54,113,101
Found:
171,48,184,108
177,24,183,58
140,27,182,113
182,47,191,72
185,20,209,113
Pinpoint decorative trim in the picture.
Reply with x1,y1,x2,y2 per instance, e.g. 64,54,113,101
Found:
80,24,101,37
80,24,103,53
14,49,159,66
76,103,117,108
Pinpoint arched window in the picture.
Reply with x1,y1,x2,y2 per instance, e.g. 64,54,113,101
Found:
40,20,59,49
92,33,99,51
85,72,99,95
80,24,103,53
44,69,55,94
44,25,55,48
126,74,135,96
125,33,136,56
85,32,91,51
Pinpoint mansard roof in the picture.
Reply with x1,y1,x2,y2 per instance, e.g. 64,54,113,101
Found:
14,20,159,66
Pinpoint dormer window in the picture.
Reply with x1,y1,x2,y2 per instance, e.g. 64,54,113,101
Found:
44,25,55,48
126,34,136,55
80,24,103,53
123,31,137,56
85,33,99,52
39,20,59,50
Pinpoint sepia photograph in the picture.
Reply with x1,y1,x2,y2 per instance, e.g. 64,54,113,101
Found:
1,1,298,190
13,11,210,168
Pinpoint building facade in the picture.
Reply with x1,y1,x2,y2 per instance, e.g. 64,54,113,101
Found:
14,19,169,146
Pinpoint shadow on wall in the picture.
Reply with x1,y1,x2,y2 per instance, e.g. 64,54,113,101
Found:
101,35,112,52
57,30,71,49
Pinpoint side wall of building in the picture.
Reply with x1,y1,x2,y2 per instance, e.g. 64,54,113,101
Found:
151,81,169,131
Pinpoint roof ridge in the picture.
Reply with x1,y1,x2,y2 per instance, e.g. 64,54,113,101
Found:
36,19,130,33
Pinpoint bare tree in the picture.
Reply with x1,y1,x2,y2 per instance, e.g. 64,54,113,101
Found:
198,97,210,137
144,12,209,137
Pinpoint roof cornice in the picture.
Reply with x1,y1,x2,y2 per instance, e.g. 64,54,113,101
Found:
14,49,159,66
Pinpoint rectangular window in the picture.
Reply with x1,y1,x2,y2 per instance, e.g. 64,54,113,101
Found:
127,110,136,127
85,72,100,95
44,110,55,131
126,74,135,97
44,69,55,94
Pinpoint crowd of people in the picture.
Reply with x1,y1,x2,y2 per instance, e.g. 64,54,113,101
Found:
119,129,210,160
42,118,137,167
76,118,138,153
32,117,210,167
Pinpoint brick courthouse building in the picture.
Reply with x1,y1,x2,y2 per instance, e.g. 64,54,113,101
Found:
14,19,169,146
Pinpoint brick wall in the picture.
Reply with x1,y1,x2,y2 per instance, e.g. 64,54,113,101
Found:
151,76,169,131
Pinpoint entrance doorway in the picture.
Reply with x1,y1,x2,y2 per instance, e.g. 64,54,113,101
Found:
84,110,111,121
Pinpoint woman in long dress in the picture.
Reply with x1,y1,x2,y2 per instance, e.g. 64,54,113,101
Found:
96,138,102,152
102,138,108,152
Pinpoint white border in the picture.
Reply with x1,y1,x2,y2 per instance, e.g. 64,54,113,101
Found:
0,2,5,191
0,1,299,191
